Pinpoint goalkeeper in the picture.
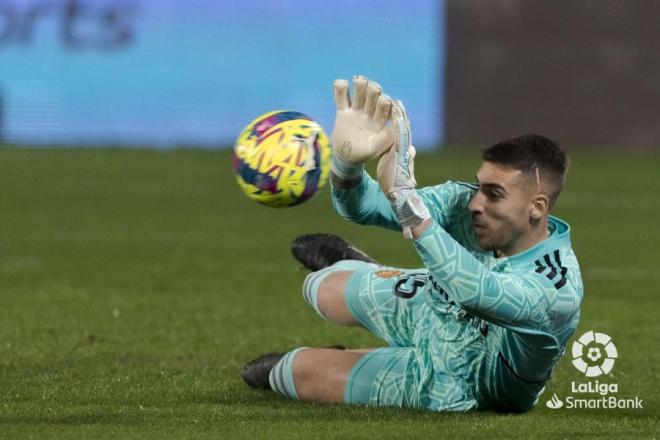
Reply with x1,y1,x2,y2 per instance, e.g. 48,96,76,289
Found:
242,76,583,412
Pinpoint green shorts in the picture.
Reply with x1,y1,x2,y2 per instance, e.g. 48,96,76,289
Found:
342,266,478,412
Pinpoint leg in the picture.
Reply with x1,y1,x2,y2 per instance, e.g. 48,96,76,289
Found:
267,347,367,403
302,260,377,326
242,345,364,390
293,348,368,403
271,345,429,408
305,263,432,349
317,270,358,325
267,340,479,410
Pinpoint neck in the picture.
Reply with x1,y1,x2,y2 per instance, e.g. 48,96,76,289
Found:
496,218,549,258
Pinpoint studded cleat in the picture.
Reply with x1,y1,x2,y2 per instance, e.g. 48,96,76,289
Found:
291,233,378,271
241,353,284,389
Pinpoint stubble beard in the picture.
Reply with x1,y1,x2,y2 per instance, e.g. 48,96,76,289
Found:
478,225,514,254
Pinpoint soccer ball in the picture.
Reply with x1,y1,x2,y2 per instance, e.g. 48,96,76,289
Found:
232,110,332,207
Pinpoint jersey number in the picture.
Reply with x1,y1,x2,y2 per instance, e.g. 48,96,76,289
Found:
393,273,427,299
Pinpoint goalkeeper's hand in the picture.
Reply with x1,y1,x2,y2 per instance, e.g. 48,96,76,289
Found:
376,100,430,239
330,75,393,183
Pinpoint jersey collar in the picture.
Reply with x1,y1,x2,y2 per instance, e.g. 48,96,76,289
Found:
497,216,572,269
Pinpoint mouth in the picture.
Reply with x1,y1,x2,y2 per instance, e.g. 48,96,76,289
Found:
472,221,486,233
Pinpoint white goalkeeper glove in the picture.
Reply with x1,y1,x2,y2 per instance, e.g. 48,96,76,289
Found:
377,100,430,239
331,75,393,182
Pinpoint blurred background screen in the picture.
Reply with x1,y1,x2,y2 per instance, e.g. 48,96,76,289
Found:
0,0,444,149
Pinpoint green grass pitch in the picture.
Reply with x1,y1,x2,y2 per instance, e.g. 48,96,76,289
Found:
0,147,658,438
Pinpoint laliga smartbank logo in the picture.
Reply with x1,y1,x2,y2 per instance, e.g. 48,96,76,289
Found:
545,331,643,410
571,330,617,376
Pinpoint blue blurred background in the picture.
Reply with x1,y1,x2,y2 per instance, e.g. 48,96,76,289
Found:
3,0,659,150
0,0,444,149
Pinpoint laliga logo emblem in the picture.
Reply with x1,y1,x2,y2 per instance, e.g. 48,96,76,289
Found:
571,331,618,377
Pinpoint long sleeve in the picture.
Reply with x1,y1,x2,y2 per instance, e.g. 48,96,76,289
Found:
331,172,401,230
332,175,480,243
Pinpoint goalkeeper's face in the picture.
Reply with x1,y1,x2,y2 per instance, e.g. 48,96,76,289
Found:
469,162,542,256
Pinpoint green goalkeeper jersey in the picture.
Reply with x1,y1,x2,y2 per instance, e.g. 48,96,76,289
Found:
332,173,583,411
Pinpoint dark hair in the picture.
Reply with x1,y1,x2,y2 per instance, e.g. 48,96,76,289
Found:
482,134,569,207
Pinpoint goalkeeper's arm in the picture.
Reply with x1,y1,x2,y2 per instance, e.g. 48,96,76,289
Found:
331,171,402,230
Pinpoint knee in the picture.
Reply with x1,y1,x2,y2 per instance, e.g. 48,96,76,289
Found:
302,269,357,325
317,271,353,318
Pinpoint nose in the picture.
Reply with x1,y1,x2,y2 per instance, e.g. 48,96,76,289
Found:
469,191,485,215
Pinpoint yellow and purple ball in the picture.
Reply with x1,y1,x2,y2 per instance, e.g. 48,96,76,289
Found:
232,110,331,207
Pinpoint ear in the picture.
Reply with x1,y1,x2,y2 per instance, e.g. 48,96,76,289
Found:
530,194,549,220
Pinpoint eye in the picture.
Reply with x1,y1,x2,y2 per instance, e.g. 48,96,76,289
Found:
482,188,503,200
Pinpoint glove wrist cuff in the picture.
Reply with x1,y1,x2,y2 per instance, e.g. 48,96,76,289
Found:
390,189,430,233
331,154,364,181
